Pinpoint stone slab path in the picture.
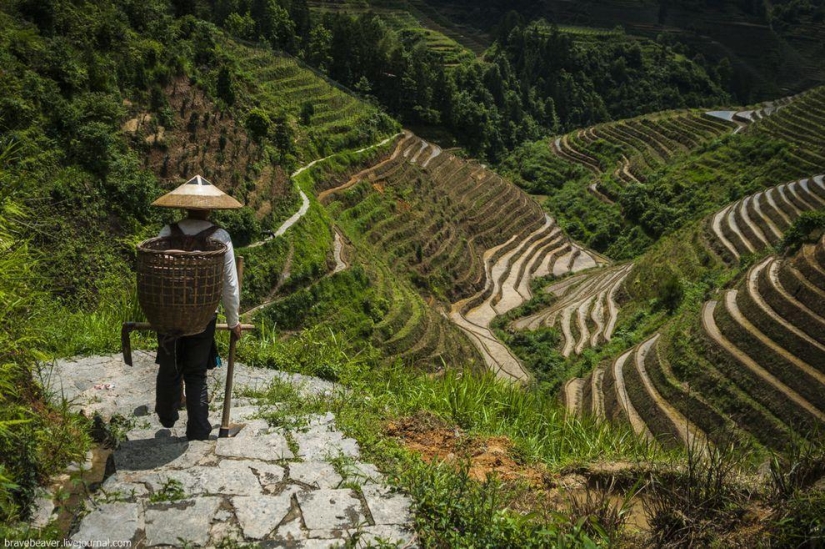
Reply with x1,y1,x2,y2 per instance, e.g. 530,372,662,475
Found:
38,352,417,548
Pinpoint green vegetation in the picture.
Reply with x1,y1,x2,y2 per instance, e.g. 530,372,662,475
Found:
0,192,91,525
2,0,824,543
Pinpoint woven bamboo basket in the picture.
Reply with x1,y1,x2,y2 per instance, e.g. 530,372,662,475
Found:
136,236,227,336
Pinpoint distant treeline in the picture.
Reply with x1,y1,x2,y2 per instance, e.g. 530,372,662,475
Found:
202,0,729,160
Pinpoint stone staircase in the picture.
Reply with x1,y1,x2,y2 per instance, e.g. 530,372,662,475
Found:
37,352,416,548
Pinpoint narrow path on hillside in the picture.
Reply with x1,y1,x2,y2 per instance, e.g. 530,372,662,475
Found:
332,229,349,274
41,354,416,547
725,290,825,388
249,133,402,249
318,132,411,203
612,349,652,438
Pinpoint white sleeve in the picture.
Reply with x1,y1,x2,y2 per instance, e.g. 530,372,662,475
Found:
159,225,171,237
221,236,240,328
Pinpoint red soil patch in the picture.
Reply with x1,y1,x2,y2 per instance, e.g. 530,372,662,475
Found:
386,414,546,485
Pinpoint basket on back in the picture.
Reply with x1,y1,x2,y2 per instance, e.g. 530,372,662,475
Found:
137,236,226,336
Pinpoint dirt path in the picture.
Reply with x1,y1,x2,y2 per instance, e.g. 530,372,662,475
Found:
702,300,825,423
749,258,825,354
711,204,740,259
788,180,817,210
512,264,630,351
751,194,784,240
764,188,793,226
768,259,825,330
564,378,585,416
739,197,769,247
591,367,605,419
317,132,412,203
248,133,402,249
449,235,530,383
726,202,755,254
800,178,825,206
776,184,802,217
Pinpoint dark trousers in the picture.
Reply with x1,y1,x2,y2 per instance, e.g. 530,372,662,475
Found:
155,317,216,440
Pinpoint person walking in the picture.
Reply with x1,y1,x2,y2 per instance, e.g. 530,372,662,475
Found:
150,175,243,440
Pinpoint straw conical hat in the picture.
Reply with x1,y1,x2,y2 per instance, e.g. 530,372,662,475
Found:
152,175,243,210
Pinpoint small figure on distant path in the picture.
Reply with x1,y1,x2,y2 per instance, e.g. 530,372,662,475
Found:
151,175,243,440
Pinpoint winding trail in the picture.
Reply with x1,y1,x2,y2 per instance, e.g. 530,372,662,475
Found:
249,133,403,248
318,132,411,203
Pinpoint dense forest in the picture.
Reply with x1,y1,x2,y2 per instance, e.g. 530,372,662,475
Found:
198,0,730,159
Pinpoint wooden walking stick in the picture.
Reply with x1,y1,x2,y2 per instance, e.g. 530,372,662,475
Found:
219,256,244,438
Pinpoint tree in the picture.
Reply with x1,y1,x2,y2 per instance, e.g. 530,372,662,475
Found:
307,25,333,72
245,108,271,142
216,66,235,106
299,101,314,126
225,12,256,40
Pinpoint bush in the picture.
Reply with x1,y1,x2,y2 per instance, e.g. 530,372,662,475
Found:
656,273,684,314
245,108,271,142
780,210,825,255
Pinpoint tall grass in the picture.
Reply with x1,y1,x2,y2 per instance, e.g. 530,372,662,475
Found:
0,193,90,525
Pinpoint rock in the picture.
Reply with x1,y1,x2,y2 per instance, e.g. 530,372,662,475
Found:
215,432,293,461
289,462,343,489
297,489,367,531
361,485,412,526
273,514,305,542
99,474,149,500
298,539,346,549
144,460,266,497
232,493,294,539
246,460,286,487
29,489,55,529
66,450,94,473
234,419,272,438
71,502,142,545
294,426,359,461
163,440,215,470
114,437,190,471
144,497,220,546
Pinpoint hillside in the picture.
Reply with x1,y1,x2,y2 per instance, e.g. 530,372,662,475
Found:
2,0,825,546
421,0,825,101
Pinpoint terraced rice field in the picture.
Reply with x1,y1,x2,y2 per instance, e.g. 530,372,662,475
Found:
510,263,631,357
552,111,736,200
324,132,605,379
709,175,825,261
565,193,825,451
452,217,604,381
306,0,480,64
753,86,825,172
706,90,799,132
229,42,385,155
